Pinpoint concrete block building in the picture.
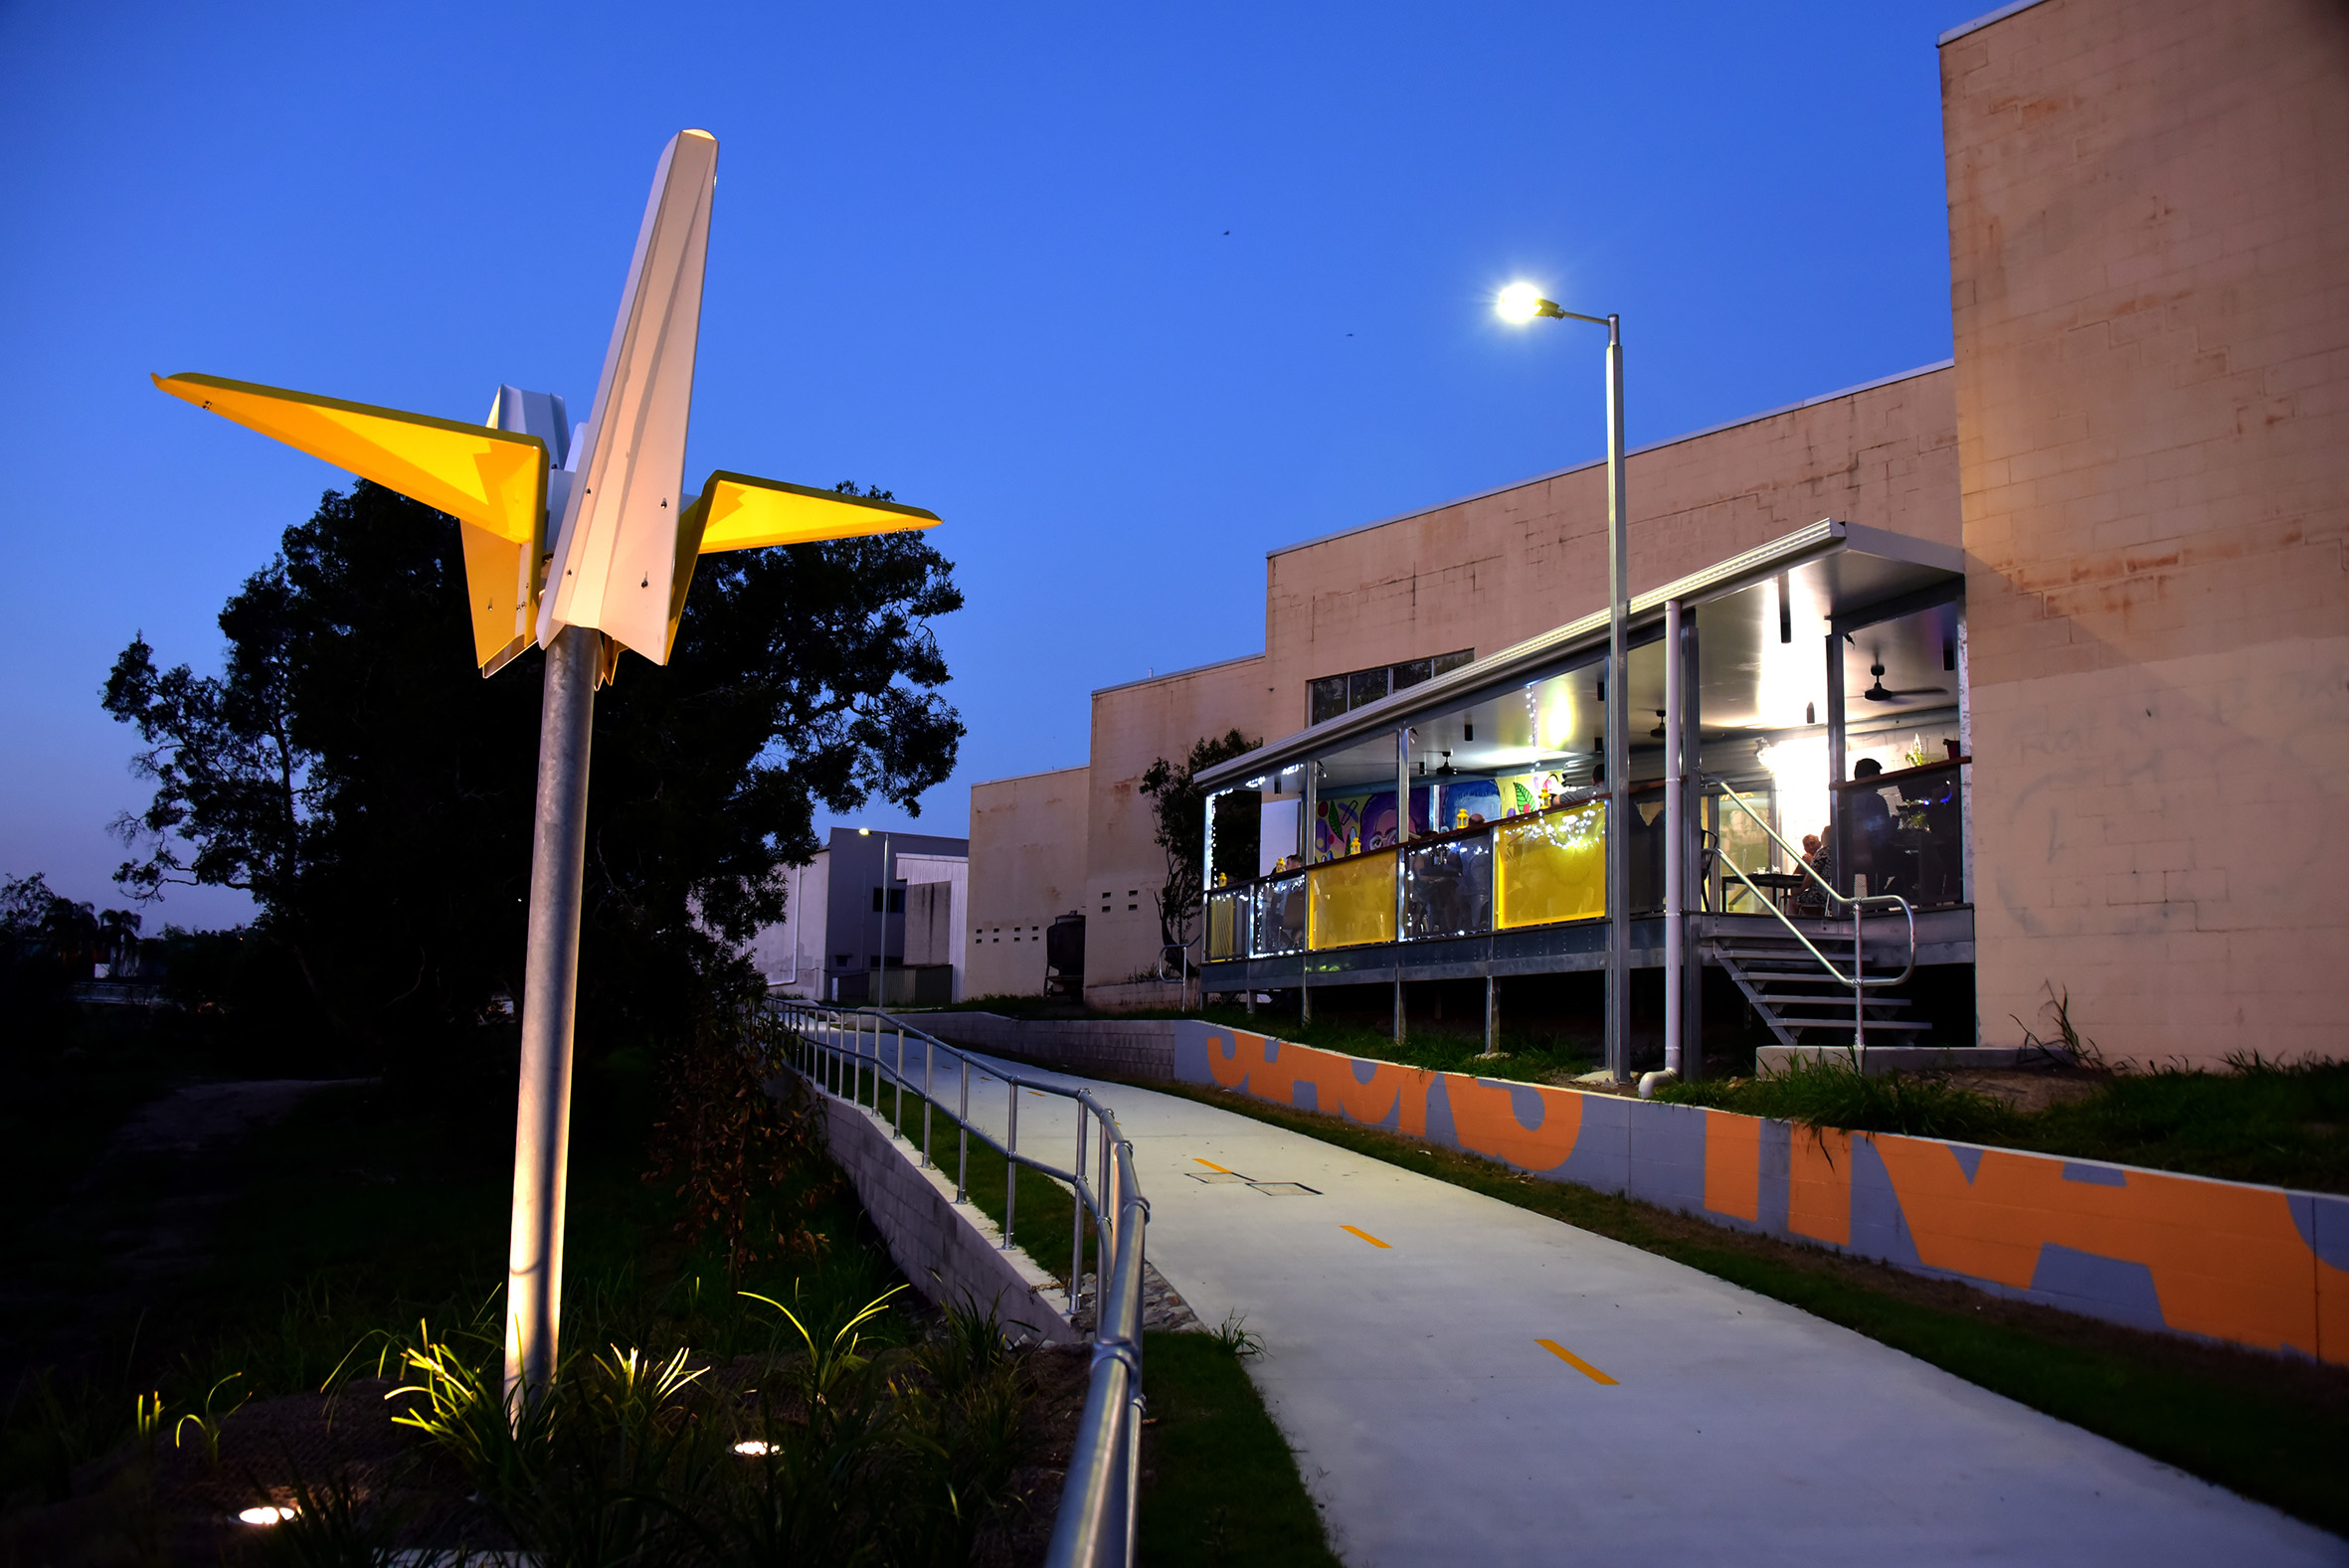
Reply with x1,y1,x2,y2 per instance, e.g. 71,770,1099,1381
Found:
754,826,970,1005
967,0,2347,1070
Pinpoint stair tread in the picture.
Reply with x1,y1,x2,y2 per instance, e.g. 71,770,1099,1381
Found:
1777,1018,1935,1031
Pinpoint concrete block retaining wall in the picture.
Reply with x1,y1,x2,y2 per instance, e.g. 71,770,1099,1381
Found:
1173,1022,2349,1365
913,1012,1176,1083
799,1071,1082,1346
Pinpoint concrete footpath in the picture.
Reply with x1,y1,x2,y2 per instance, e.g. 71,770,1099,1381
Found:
939,1052,2345,1567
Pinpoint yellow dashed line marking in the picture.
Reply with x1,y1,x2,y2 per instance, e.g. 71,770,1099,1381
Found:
1342,1225,1392,1249
1536,1339,1617,1384
1194,1157,1236,1173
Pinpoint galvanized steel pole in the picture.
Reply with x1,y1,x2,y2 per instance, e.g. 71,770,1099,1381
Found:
1604,316,1631,1084
1664,598,1684,1078
504,623,600,1406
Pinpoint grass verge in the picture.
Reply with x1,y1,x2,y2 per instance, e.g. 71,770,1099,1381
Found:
1143,1078,2349,1538
813,1059,1347,1564
838,1063,1088,1285
1139,1330,1342,1568
1658,1053,2349,1194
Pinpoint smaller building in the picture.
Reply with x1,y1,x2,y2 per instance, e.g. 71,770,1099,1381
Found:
750,826,969,1005
967,765,1092,1000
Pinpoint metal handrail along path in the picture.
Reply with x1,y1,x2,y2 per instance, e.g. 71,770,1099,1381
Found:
1707,779,1915,1057
768,1000,1151,1568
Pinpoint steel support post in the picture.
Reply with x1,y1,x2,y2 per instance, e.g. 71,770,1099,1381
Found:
1664,599,1684,1078
1393,725,1411,1042
1679,611,1705,1078
503,624,600,1407
1826,631,1848,896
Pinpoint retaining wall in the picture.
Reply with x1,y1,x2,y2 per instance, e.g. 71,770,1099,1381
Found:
799,1071,1081,1346
913,1012,1176,1083
1172,1023,2349,1365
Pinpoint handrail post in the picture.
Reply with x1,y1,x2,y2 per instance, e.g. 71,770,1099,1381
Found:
1072,1107,1088,1323
894,1024,905,1137
1854,900,1867,1067
922,1033,935,1168
1005,1080,1020,1249
1097,1120,1112,1337
956,1055,970,1204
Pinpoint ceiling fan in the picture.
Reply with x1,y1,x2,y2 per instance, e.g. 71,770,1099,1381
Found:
1861,659,1947,703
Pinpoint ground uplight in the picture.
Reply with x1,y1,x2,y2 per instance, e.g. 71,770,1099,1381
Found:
733,1439,774,1457
238,1504,297,1525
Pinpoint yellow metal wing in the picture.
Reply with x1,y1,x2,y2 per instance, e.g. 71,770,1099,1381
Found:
691,471,940,553
152,372,549,673
657,471,943,662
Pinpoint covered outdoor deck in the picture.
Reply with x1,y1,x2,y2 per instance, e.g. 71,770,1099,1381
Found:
1192,518,1974,1074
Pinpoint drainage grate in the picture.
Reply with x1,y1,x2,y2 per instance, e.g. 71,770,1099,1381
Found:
1250,1182,1322,1196
1186,1171,1251,1184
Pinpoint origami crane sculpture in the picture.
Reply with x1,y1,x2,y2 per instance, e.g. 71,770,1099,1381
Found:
156,130,937,1403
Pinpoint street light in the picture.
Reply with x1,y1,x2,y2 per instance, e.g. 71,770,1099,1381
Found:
1497,283,1632,1084
858,826,892,1009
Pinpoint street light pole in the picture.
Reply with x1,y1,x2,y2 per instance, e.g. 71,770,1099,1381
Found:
1498,286,1632,1083
1601,313,1630,1087
861,826,893,1009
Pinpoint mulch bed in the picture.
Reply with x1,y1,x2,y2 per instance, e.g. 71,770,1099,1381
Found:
4,1345,1098,1566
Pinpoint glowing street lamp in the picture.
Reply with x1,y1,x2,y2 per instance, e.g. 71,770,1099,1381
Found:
1496,282,1632,1083
157,130,941,1409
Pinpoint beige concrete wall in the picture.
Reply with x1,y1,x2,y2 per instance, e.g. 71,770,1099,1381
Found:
1082,654,1276,996
966,765,1089,1000
1944,0,2349,1065
1261,367,1961,732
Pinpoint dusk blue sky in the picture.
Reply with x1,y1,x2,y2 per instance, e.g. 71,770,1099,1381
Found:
0,1,1970,928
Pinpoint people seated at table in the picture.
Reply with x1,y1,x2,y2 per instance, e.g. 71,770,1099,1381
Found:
1847,758,1902,897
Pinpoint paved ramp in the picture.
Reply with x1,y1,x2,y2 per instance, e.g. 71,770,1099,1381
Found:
936,1052,2344,1566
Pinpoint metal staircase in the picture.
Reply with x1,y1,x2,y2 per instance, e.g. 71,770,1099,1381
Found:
1708,931,1932,1049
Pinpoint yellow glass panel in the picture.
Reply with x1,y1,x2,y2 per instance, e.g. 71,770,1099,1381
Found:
1496,802,1608,929
1308,849,1397,951
1207,894,1237,960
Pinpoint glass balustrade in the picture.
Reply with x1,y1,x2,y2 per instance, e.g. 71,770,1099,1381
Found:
1200,799,1624,961
1495,800,1608,929
1403,835,1491,939
1205,887,1246,960
1254,872,1307,955
1307,847,1398,950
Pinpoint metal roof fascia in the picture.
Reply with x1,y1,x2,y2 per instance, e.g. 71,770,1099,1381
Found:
1089,649,1267,699
1198,517,1891,790
968,762,1090,789
1262,359,1956,562
1938,0,2054,45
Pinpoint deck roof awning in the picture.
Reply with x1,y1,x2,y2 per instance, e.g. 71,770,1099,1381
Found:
1195,518,1964,793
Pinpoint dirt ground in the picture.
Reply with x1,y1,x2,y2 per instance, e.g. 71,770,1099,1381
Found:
1930,1066,2113,1113
1,1078,368,1393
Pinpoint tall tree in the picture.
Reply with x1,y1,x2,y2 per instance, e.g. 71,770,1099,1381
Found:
103,479,962,1050
1139,730,1259,959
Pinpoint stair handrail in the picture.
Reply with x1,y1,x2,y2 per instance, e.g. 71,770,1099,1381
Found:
1704,776,1917,993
